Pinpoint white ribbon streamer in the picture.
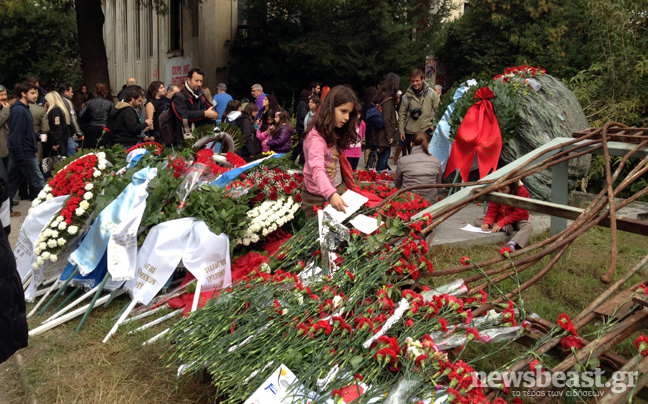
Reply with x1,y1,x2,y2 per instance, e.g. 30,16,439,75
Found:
362,298,410,349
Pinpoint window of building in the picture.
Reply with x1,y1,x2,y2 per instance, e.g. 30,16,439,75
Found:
169,0,182,55
237,0,248,38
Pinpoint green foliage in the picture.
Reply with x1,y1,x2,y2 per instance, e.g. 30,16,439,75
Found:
0,0,82,90
569,0,648,127
447,79,522,143
434,0,592,80
228,0,454,102
585,155,648,203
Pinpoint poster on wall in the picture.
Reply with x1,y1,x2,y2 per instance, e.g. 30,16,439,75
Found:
166,56,193,87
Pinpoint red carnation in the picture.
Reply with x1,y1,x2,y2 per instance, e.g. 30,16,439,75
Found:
635,335,648,356
557,313,578,336
561,336,585,351
460,256,471,266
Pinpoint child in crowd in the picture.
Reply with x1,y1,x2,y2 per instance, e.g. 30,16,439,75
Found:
301,85,360,220
256,109,276,152
344,110,365,170
267,110,295,153
473,181,533,251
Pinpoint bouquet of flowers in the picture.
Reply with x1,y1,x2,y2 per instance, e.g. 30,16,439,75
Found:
245,166,304,203
32,152,109,268
236,196,300,245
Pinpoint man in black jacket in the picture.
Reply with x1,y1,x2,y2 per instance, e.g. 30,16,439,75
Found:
7,82,44,212
107,87,152,148
171,67,218,144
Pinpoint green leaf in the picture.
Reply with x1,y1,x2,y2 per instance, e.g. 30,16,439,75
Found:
350,355,364,367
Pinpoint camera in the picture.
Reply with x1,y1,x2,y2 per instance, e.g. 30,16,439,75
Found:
410,108,422,120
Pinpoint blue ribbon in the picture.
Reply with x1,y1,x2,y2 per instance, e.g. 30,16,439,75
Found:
69,167,155,276
211,153,285,188
429,85,471,170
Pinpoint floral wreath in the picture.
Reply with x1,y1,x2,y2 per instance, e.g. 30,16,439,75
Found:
126,141,163,156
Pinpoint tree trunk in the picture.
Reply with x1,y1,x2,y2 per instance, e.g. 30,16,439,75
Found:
75,0,111,92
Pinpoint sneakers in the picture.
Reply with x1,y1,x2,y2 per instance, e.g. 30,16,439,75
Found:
503,241,517,251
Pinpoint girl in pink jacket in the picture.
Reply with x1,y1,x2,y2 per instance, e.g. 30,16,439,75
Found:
256,109,276,152
301,86,361,220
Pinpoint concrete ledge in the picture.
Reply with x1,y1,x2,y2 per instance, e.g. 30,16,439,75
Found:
428,202,550,249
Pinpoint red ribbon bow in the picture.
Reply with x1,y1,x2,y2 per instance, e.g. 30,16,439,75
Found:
445,87,502,182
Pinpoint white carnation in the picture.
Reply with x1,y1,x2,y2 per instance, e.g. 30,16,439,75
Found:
51,230,59,238
43,185,52,192
31,199,41,207
41,251,50,259
32,263,39,270
58,222,67,231
39,242,47,250
75,208,86,216
44,229,52,237
97,152,106,159
67,226,78,235
36,257,44,265
50,221,58,228
85,183,94,191
57,215,65,222
83,192,93,200
243,238,251,246
34,247,41,255
57,238,66,246
50,254,58,262
79,201,90,209
45,194,53,200
262,229,269,237
38,190,47,199
93,170,101,178
47,239,57,248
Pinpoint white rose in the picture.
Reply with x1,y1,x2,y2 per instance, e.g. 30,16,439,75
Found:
36,257,44,265
58,222,67,231
39,242,47,250
75,208,86,216
68,226,78,235
80,201,90,209
44,229,52,237
97,152,106,159
51,221,58,228
85,183,94,191
45,194,53,200
38,190,47,199
47,239,57,248
58,238,66,246
51,230,59,238
93,170,101,178
83,192,93,200
50,254,58,262
42,251,51,259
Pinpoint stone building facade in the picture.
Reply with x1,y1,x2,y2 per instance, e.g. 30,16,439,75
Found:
102,0,242,96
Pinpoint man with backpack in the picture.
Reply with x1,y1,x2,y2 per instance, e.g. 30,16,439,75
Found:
398,69,440,156
168,67,218,145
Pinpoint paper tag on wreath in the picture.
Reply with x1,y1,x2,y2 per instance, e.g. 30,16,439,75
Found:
126,218,194,305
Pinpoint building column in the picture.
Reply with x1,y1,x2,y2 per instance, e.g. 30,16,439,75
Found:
126,0,137,81
140,3,150,86
114,0,125,94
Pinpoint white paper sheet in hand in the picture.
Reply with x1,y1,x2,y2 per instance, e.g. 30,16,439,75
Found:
460,224,492,234
322,190,368,223
350,214,383,234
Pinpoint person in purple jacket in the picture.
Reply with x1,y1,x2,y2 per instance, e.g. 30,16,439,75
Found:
267,110,295,153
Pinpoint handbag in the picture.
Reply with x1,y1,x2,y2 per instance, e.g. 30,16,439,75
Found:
42,150,66,173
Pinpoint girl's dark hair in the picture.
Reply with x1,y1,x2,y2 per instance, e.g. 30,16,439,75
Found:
305,85,360,150
373,72,400,103
507,181,521,195
222,100,242,120
412,132,431,156
146,81,164,101
299,89,311,104
72,92,85,114
271,110,294,136
259,109,276,132
243,102,258,122
264,94,280,112
308,94,320,106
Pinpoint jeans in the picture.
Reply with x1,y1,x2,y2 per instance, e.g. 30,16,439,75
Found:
376,147,391,171
67,137,78,157
8,154,44,202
